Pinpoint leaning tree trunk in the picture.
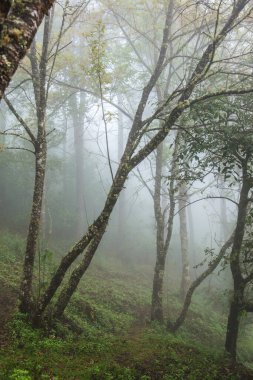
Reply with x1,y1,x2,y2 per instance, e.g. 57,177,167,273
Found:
51,158,132,320
167,233,234,332
32,153,132,325
225,168,250,360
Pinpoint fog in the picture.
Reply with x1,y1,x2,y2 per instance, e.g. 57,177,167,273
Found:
1,0,253,375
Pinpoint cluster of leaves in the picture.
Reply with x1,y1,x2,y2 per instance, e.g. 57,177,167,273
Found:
178,94,253,185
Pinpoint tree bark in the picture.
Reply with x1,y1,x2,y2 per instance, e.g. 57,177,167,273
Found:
225,168,250,360
19,143,46,314
220,176,229,241
0,0,55,100
151,133,179,322
117,93,126,254
72,92,86,238
33,155,132,323
19,14,51,314
50,160,131,320
167,233,234,332
151,250,166,322
179,182,191,299
225,286,245,360
151,143,165,322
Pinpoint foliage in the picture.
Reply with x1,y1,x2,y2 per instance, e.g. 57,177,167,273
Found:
0,232,253,379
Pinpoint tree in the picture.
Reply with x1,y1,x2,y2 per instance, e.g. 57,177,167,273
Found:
4,0,252,329
34,0,253,325
176,94,253,360
0,0,55,100
2,0,83,315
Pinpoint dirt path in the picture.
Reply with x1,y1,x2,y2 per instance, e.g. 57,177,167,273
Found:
127,305,150,339
0,280,17,347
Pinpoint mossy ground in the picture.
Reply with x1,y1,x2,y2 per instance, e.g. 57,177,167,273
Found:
0,232,253,380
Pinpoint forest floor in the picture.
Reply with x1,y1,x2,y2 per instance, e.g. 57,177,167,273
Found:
0,232,253,379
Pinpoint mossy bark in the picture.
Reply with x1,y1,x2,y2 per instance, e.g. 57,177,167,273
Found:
0,0,55,99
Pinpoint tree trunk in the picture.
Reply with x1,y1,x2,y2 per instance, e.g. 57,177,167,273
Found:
19,142,47,313
167,233,234,332
179,183,190,299
151,143,165,322
151,251,166,322
72,92,86,238
225,168,250,360
50,160,131,320
187,199,197,278
220,175,229,241
0,0,55,99
151,132,179,322
225,286,244,360
53,226,106,319
19,14,51,315
33,154,132,323
117,93,126,255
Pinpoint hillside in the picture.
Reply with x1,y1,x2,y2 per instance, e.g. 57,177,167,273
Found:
0,232,253,380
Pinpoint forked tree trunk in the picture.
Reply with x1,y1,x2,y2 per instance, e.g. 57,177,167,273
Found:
151,134,178,322
33,154,132,324
51,159,131,320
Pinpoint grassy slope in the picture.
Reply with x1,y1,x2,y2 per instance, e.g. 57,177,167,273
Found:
0,232,253,380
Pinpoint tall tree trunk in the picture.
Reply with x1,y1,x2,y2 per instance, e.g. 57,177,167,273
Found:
19,141,47,313
225,168,250,360
19,14,50,314
225,285,245,360
151,133,178,322
72,92,86,238
220,176,229,241
187,199,197,278
117,93,126,255
151,143,165,322
179,182,190,299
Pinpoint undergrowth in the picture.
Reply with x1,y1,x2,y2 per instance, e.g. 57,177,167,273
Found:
0,232,253,379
